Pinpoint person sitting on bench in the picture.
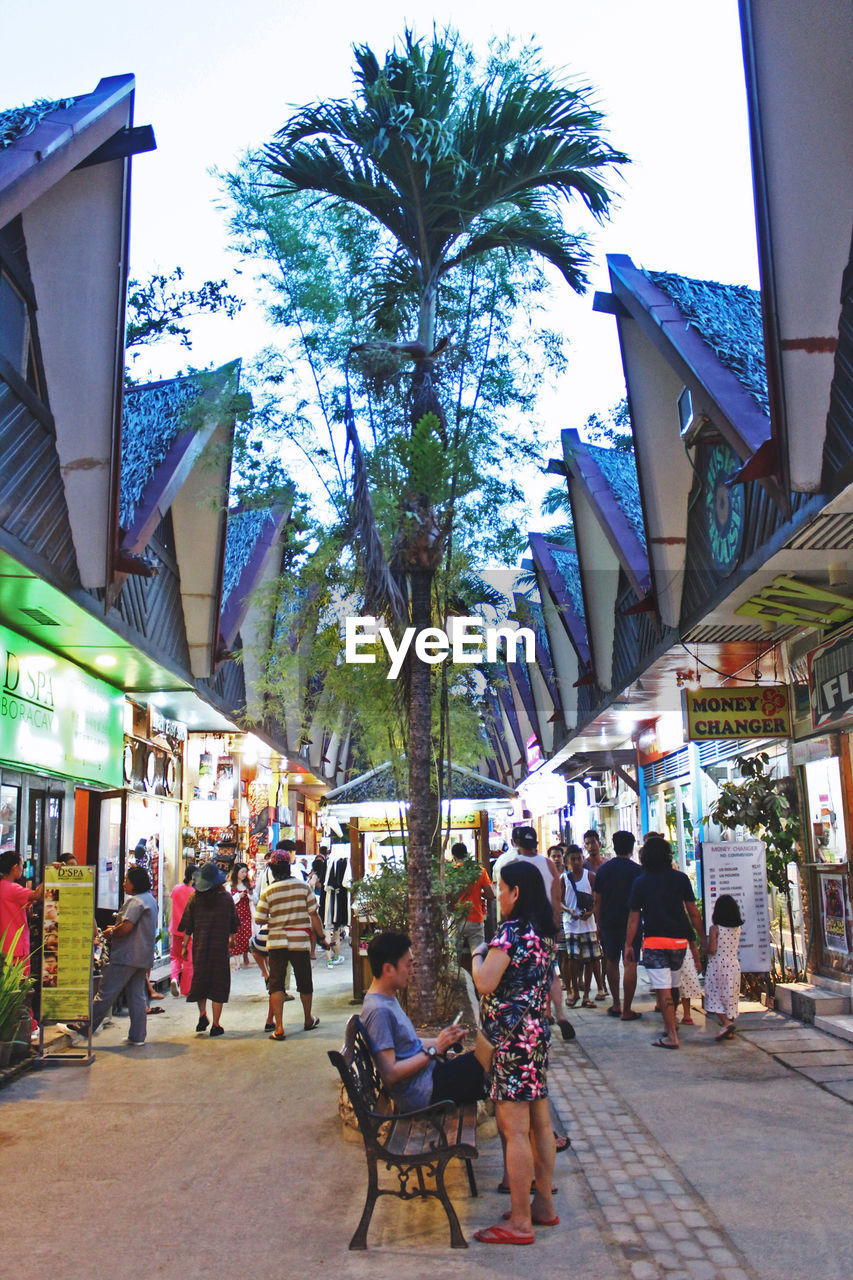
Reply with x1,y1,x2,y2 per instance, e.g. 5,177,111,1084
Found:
361,931,486,1113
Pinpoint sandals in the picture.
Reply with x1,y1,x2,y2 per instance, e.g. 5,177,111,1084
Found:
607,1007,622,1017
652,1037,678,1049
269,1031,286,1041
581,999,596,1008
680,1016,695,1026
264,1020,275,1032
502,1210,559,1226
620,1011,642,1021
554,1133,570,1152
715,1025,735,1041
557,1018,576,1042
474,1225,534,1245
303,1016,320,1031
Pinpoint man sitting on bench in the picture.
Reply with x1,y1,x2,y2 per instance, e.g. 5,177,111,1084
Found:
361,932,486,1113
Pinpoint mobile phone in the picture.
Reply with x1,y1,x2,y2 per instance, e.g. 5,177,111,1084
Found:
451,1010,464,1025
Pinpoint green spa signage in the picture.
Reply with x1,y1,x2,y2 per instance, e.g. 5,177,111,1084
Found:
0,623,124,786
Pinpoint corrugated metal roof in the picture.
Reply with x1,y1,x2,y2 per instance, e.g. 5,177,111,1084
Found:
645,268,769,416
0,379,78,580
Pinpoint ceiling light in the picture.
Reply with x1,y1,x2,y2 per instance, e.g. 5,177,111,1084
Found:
95,653,118,669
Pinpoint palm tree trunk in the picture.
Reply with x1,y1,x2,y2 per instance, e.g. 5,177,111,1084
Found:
406,564,438,1024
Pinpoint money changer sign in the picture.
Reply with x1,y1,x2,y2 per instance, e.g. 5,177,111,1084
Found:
682,685,791,742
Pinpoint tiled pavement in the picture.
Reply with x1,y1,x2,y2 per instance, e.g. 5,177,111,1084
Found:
735,1011,853,1103
547,1033,761,1280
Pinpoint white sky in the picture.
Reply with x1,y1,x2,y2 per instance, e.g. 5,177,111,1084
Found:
5,0,759,519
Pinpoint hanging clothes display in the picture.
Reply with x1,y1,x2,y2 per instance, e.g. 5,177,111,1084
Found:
324,846,351,931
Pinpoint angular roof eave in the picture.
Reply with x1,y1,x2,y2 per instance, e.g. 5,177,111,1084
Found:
0,75,136,227
528,533,591,668
606,254,771,459
560,428,651,597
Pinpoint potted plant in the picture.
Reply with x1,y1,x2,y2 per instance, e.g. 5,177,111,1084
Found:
0,928,35,1068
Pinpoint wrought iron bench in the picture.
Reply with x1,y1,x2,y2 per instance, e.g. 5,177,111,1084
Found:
328,1014,479,1249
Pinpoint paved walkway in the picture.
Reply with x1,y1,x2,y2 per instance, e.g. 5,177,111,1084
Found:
1,957,851,1280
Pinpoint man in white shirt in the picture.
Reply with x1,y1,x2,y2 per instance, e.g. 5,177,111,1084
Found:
493,826,575,1041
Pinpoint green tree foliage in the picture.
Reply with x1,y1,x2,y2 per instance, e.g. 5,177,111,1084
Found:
125,267,243,361
232,29,625,1020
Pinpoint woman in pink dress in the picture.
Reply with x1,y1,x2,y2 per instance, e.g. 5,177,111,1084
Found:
228,863,254,967
0,851,43,972
169,866,195,997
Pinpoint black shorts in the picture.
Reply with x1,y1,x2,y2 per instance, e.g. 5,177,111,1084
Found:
600,925,643,961
430,1050,487,1106
268,948,313,994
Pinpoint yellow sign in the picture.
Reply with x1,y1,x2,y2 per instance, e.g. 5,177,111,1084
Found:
682,686,791,741
40,865,95,1021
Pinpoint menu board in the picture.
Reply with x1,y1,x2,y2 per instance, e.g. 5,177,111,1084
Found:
817,868,850,955
40,865,95,1021
699,841,772,972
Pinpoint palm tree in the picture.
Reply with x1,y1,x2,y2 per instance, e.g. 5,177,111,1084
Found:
263,30,626,1021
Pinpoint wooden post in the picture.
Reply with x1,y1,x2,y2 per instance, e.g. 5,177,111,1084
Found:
478,811,490,869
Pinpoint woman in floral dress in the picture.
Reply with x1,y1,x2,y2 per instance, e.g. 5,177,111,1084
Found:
472,859,558,1245
228,863,254,967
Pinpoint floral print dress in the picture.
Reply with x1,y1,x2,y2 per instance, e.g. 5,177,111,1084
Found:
480,918,555,1101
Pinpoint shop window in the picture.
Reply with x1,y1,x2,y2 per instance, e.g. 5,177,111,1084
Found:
804,757,847,863
98,796,123,911
0,783,19,854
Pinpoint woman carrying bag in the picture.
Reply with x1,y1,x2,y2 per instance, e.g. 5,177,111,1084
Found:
471,860,558,1246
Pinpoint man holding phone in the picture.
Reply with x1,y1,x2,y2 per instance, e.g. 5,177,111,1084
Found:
361,932,486,1113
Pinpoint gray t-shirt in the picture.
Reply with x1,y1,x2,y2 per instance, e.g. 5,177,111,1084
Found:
109,892,157,968
360,992,433,1112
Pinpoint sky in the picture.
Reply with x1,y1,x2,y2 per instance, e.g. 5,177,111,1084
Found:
3,0,760,523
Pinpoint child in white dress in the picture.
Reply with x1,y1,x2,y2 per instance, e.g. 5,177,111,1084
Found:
704,894,744,1041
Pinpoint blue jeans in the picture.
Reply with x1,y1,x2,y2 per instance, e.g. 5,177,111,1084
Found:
92,962,148,1043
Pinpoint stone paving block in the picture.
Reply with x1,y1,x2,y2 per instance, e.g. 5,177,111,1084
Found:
719,1268,750,1280
675,1238,704,1259
775,1050,853,1067
612,1224,643,1246
683,1261,716,1280
707,1247,737,1267
664,1221,690,1241
794,1063,853,1081
631,1262,661,1280
695,1228,719,1248
681,1211,708,1228
823,1079,853,1101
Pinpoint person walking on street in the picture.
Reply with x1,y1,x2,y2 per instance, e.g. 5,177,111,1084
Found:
62,865,156,1046
593,830,642,1021
704,894,744,1041
451,841,495,963
180,862,239,1037
562,846,599,1007
624,837,705,1050
228,862,254,967
169,866,195,998
254,850,329,1040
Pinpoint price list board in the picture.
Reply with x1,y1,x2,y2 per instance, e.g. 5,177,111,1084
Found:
40,865,95,1021
699,841,772,972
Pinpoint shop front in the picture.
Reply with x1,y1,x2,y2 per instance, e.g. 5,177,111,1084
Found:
0,622,124,886
797,625,853,977
95,700,184,981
